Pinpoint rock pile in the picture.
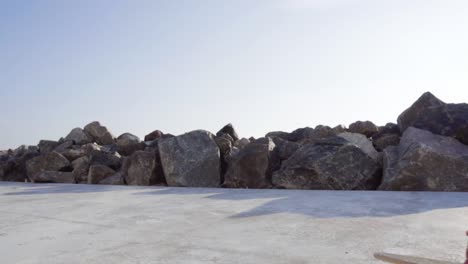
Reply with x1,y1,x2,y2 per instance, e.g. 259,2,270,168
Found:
1,92,467,191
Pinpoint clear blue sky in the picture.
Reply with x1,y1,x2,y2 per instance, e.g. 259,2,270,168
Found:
1,0,467,149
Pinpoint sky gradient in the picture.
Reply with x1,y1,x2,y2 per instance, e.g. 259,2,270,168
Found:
1,0,468,149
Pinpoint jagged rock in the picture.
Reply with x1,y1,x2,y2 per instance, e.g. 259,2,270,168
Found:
397,92,468,144
216,123,239,142
159,130,220,187
89,150,121,170
214,134,234,178
72,156,90,183
144,130,164,142
88,165,116,184
348,121,379,138
265,131,291,141
116,133,145,156
54,140,74,153
272,133,381,190
271,137,300,161
64,128,93,145
371,123,401,151
84,121,114,145
80,143,101,155
289,127,315,142
379,127,468,191
38,140,60,153
98,172,124,185
123,150,159,186
0,149,40,182
32,171,75,183
60,147,86,161
223,137,279,188
25,151,71,180
233,138,250,150
332,125,347,134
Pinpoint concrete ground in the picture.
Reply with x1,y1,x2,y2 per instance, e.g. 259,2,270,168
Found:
0,183,467,264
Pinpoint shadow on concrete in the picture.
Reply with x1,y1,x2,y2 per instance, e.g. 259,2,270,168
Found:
0,182,130,195
134,187,468,219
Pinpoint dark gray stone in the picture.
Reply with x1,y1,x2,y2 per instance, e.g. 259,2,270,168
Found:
123,150,159,186
25,151,71,180
379,127,468,191
89,150,122,170
116,133,145,156
223,137,279,189
159,130,220,187
88,165,116,184
272,133,381,190
64,128,93,145
84,121,115,145
38,140,60,153
348,121,379,138
72,156,90,183
216,123,239,142
33,171,75,183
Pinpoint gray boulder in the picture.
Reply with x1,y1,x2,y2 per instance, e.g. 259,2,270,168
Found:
84,121,115,145
216,123,239,142
348,121,379,138
25,151,70,180
72,156,90,183
32,171,75,183
223,137,279,189
371,123,401,151
64,128,93,145
116,133,145,156
0,149,40,182
89,150,122,170
271,137,300,161
397,92,468,144
159,130,220,187
272,133,381,190
99,172,124,185
38,140,60,153
124,150,160,186
144,130,165,142
379,127,468,191
88,165,116,184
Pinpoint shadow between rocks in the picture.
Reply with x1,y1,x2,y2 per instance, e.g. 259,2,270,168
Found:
134,187,468,219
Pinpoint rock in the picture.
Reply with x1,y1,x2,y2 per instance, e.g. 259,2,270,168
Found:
64,128,93,145
233,138,250,150
116,133,145,156
289,127,315,142
332,125,347,134
32,171,75,183
0,149,40,182
98,172,124,185
123,151,159,186
38,140,60,153
271,137,300,161
144,130,164,142
397,92,468,144
216,123,239,142
159,130,220,187
60,148,86,161
214,134,234,178
379,127,468,191
80,143,101,155
88,165,116,184
25,151,71,180
371,123,401,151
89,150,121,170
72,156,90,183
265,131,291,141
83,121,115,145
223,137,279,189
397,92,445,132
348,121,379,138
54,140,74,153
272,133,381,190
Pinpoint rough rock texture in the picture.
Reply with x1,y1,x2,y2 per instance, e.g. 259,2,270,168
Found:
124,151,159,186
64,128,93,145
397,92,468,144
38,140,60,153
371,123,401,151
348,121,379,138
98,172,124,185
216,123,239,142
84,121,115,145
272,133,382,190
72,156,90,183
159,130,220,187
289,127,315,142
144,130,164,142
0,148,40,182
89,150,121,170
272,137,300,161
25,152,71,180
223,137,279,189
116,133,145,156
214,134,234,178
33,171,75,183
379,127,468,191
88,165,116,184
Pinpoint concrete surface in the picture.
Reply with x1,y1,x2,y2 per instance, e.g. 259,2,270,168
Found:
0,182,467,264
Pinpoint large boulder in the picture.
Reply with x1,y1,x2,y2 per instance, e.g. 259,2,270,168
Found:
216,123,239,142
84,121,115,145
38,140,60,153
397,92,468,144
25,151,71,180
64,128,93,145
223,137,279,189
116,133,145,156
214,134,234,178
371,123,401,151
379,127,468,191
89,150,122,170
159,130,221,187
271,137,300,161
88,165,116,184
0,148,40,182
32,171,75,183
144,130,164,142
289,127,315,142
123,150,160,186
348,121,379,138
272,133,381,190
72,156,90,183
